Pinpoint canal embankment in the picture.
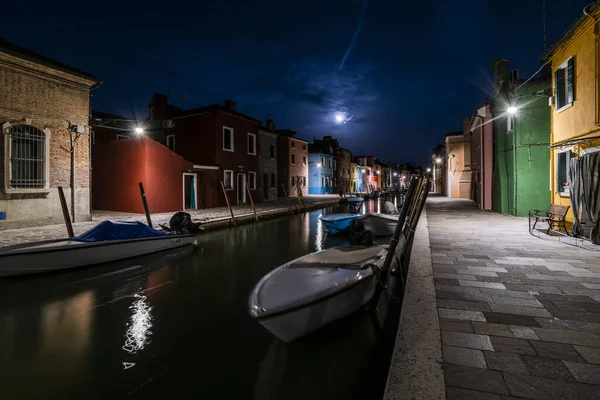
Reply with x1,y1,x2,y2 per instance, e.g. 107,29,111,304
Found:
0,194,341,247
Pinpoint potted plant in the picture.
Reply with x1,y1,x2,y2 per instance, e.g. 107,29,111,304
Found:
562,181,570,194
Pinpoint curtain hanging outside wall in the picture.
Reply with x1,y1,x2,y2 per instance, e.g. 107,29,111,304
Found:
569,153,600,243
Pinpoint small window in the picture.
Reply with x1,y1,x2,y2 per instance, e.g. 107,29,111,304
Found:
303,156,307,166
302,176,306,187
270,173,275,188
224,170,234,190
269,144,275,159
7,124,48,189
248,171,256,189
321,156,324,165
302,144,306,151
556,150,572,195
223,127,234,151
166,135,175,151
291,141,295,148
247,133,256,155
291,154,295,164
555,57,575,111
322,177,325,187
291,176,296,187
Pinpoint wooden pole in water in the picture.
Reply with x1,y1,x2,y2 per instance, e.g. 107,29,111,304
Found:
246,183,258,222
281,183,288,198
57,186,74,238
138,182,153,228
368,176,420,312
221,181,236,227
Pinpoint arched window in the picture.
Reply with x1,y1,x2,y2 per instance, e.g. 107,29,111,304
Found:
7,125,47,189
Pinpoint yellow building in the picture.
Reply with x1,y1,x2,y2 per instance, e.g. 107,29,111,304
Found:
543,2,600,238
350,162,358,193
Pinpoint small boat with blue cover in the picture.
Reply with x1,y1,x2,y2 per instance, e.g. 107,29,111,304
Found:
319,214,361,234
0,220,194,277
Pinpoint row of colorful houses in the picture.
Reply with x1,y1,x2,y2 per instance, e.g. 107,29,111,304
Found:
0,38,418,227
432,1,600,244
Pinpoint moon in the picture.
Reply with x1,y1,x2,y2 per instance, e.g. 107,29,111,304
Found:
335,113,345,123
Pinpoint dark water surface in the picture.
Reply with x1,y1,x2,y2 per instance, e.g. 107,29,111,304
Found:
0,196,405,400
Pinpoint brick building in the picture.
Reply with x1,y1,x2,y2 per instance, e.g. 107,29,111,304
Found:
277,130,308,197
0,39,101,229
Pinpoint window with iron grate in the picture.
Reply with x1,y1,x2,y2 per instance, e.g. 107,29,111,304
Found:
7,125,48,189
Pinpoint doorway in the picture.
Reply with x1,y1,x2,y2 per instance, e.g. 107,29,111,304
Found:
262,173,269,199
183,173,197,210
237,173,246,204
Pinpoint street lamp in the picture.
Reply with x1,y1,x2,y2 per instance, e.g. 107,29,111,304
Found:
317,163,321,167
435,158,441,163
427,168,431,172
135,127,144,134
507,106,518,114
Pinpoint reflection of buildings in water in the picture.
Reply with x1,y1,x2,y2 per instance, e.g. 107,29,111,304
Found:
145,265,173,292
122,293,153,357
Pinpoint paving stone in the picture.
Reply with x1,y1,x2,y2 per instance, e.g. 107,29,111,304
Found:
435,273,477,281
437,290,492,302
551,300,586,311
439,309,487,322
483,312,541,327
562,361,600,385
438,299,491,312
440,318,474,333
580,303,600,313
483,351,528,374
530,341,586,362
503,283,564,294
442,331,494,351
480,289,536,299
503,372,600,400
549,310,600,323
534,317,600,333
435,278,460,286
432,266,458,274
446,387,503,400
460,281,507,290
444,364,510,395
468,266,509,273
490,296,542,308
521,355,575,381
582,283,600,289
443,345,487,368
436,284,485,296
533,328,600,347
489,336,536,355
509,326,539,340
472,322,514,338
488,304,552,318
574,345,600,364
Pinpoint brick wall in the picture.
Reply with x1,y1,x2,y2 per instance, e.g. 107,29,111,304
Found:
0,52,98,226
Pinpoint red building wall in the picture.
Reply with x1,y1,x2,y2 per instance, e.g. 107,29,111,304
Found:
92,136,195,213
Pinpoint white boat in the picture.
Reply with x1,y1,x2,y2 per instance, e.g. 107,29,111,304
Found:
360,213,399,237
0,221,195,277
248,245,389,342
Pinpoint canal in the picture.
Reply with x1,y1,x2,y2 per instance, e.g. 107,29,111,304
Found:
0,196,406,400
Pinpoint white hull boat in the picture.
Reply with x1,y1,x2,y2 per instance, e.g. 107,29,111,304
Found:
360,213,399,236
249,245,389,342
0,221,195,277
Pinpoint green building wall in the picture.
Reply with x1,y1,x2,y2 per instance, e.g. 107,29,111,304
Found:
493,80,551,217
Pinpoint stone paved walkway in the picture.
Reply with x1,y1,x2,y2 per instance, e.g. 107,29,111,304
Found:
427,196,600,399
0,194,339,247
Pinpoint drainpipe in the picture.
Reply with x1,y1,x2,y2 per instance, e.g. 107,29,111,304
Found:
584,4,600,126
512,113,518,216
88,81,102,218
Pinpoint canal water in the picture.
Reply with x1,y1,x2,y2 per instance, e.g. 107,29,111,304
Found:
0,196,405,400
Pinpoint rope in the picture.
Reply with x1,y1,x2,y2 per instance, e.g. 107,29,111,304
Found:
368,264,403,300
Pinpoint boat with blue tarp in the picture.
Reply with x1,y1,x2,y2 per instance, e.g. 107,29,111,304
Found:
0,220,194,277
319,214,361,234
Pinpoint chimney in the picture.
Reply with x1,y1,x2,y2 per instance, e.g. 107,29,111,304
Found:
148,93,169,120
490,58,510,99
224,99,236,111
462,117,471,134
266,119,276,131
510,69,519,82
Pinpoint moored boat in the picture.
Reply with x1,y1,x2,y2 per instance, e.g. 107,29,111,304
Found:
248,245,390,342
0,220,195,277
359,213,399,236
319,214,361,234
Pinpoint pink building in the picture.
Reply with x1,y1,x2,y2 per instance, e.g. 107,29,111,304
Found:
467,104,493,210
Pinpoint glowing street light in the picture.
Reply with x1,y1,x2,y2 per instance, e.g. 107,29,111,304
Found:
427,168,431,172
435,158,441,163
317,163,321,167
135,127,144,134
507,106,518,114
393,172,397,176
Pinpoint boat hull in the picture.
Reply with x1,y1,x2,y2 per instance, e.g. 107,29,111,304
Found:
0,235,195,277
360,213,399,236
320,215,361,234
255,274,377,342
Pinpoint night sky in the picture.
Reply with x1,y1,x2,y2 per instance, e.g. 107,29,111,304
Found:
2,0,590,165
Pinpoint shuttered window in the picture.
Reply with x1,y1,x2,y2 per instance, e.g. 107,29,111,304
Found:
555,57,574,111
556,150,572,194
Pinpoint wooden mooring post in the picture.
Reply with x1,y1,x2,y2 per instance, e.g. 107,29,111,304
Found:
138,182,153,228
281,183,288,198
221,181,236,227
246,183,258,222
57,186,74,238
